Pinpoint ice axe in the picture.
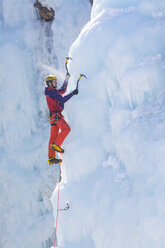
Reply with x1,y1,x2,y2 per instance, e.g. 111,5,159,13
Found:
65,57,72,74
76,74,87,90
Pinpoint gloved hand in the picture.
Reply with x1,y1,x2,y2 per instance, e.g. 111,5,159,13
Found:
72,89,79,95
65,72,70,80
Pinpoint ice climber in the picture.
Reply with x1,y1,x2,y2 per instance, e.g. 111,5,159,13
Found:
45,73,78,164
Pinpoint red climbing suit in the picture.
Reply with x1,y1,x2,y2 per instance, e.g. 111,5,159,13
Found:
48,117,70,157
45,77,74,158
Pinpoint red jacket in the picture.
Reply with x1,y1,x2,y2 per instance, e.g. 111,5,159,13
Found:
45,79,74,113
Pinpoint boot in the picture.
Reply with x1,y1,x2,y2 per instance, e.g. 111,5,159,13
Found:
48,157,62,165
50,143,64,153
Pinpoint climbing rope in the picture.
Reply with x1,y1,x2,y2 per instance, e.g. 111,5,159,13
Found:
54,155,61,248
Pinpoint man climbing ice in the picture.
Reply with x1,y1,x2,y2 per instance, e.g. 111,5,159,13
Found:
45,73,78,165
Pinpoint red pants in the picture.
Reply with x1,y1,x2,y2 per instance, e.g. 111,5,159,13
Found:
48,118,71,157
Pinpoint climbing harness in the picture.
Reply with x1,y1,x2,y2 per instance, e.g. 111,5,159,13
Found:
76,74,87,90
48,111,62,125
65,57,72,74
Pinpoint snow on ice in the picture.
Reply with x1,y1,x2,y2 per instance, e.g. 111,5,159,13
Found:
0,0,165,248
52,1,165,248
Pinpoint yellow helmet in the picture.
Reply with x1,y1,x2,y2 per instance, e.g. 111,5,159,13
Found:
45,75,57,82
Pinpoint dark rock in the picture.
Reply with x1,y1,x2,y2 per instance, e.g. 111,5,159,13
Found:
34,0,55,22
89,0,93,5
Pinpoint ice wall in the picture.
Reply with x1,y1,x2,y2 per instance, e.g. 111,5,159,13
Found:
0,0,56,247
52,1,165,248
0,0,91,248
